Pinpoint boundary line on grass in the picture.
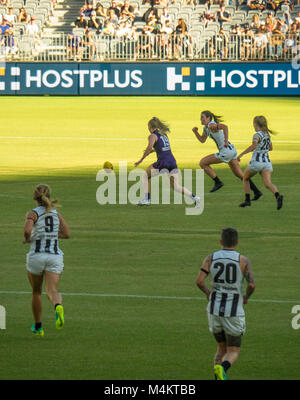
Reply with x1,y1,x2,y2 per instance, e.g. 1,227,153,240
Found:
0,290,298,304
0,136,300,144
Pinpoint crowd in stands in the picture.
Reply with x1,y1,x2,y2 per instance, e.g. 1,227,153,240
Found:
0,0,56,56
68,0,299,60
0,0,299,60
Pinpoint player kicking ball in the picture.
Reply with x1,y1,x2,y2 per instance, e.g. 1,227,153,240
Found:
134,117,200,207
195,227,255,380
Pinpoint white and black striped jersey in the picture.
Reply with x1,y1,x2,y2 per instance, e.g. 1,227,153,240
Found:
207,250,245,317
204,121,235,152
28,206,63,256
251,130,271,163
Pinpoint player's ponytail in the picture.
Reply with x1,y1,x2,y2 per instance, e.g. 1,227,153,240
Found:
148,117,170,136
253,116,278,135
201,110,224,124
33,184,59,212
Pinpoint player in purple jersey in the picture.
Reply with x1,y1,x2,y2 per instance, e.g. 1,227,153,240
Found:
134,117,200,206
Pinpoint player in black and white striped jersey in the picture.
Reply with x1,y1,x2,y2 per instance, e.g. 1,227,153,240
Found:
23,184,70,336
238,115,283,209
196,227,255,380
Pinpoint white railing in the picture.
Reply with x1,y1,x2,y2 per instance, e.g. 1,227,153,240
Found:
1,33,299,62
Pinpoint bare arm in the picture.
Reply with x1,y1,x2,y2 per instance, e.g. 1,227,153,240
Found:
192,127,208,144
216,123,229,147
134,134,157,166
195,254,212,300
240,256,255,304
23,211,37,243
237,140,258,161
58,212,70,239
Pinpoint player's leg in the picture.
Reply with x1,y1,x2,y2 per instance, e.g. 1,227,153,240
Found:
260,169,283,210
218,334,242,378
138,164,159,205
212,331,228,380
27,271,44,336
239,167,257,207
169,172,200,206
45,270,64,330
199,154,224,192
229,159,262,200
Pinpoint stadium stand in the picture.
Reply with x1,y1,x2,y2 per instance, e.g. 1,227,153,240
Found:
0,0,299,61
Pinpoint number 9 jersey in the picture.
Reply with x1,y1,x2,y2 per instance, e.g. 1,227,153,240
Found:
28,206,63,256
207,250,244,318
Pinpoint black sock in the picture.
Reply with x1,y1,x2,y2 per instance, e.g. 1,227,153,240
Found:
213,176,221,184
221,360,231,372
274,192,280,199
54,303,61,310
245,193,250,202
35,322,42,330
249,179,260,194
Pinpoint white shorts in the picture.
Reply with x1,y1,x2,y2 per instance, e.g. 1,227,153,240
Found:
215,147,238,163
26,253,64,276
248,160,273,173
208,312,246,337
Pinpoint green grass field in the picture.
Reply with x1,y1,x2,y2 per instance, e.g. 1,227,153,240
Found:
0,96,299,380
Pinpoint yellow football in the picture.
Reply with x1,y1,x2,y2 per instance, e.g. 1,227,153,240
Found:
103,161,113,170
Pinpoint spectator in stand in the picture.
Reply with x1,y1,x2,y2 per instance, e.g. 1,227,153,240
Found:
75,13,89,32
253,28,268,59
248,0,266,11
115,19,132,37
159,19,173,58
106,9,119,27
26,16,39,37
250,13,261,33
107,1,120,18
95,3,107,17
283,31,297,57
67,33,83,60
102,18,116,35
289,22,299,33
5,7,17,26
266,0,281,11
265,15,275,35
201,11,216,27
18,7,30,24
283,12,293,28
79,3,93,17
161,19,173,35
88,10,102,33
295,12,300,28
85,0,96,6
0,17,12,35
210,27,229,59
270,19,286,58
174,18,192,58
160,7,172,26
215,5,231,27
143,7,159,23
241,23,254,60
120,1,135,20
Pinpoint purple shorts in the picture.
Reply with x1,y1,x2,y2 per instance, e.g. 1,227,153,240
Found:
152,160,178,173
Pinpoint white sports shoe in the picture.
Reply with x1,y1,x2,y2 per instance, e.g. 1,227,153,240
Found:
137,199,151,206
193,196,201,207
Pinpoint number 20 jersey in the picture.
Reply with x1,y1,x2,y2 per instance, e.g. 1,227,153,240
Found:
28,206,63,256
207,250,245,317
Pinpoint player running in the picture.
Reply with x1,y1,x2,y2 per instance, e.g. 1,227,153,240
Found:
134,117,200,207
196,227,255,380
192,110,262,198
23,184,70,336
237,116,283,209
